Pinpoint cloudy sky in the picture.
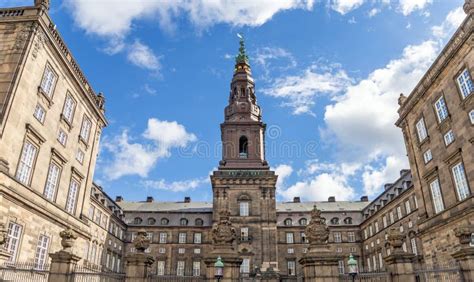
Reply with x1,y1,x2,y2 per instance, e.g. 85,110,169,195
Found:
6,0,465,202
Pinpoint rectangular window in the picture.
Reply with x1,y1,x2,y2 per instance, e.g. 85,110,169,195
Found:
301,232,307,243
383,215,388,228
194,233,202,244
80,116,92,143
16,141,37,185
375,221,379,233
6,222,22,262
241,227,249,241
177,261,185,276
157,261,165,275
240,202,249,216
411,238,418,255
76,149,85,164
286,232,294,244
348,232,355,242
435,96,449,122
159,233,167,244
456,68,474,99
423,149,432,164
241,258,250,273
405,201,412,214
194,248,200,254
158,247,166,254
452,162,470,201
389,211,395,223
414,195,418,209
444,130,455,146
402,242,407,252
65,179,79,214
415,118,428,142
366,258,371,272
396,206,403,219
44,162,60,201
179,233,186,244
334,232,341,243
364,229,367,239
369,225,373,237
378,252,383,268
430,179,445,214
288,261,296,276
95,209,101,224
336,247,342,253
88,205,95,219
33,104,46,123
373,255,377,270
178,248,185,254
193,261,201,277
40,65,57,97
57,129,68,146
338,260,345,274
470,110,474,124
62,95,76,123
287,248,294,254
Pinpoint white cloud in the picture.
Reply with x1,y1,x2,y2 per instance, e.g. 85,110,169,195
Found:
331,0,364,15
263,64,353,115
127,40,161,71
432,7,465,40
399,0,432,16
362,155,406,197
102,118,196,180
142,177,209,192
273,164,294,193
254,47,297,79
368,8,380,18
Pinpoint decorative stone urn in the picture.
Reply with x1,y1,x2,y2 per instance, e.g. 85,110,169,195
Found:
59,228,78,253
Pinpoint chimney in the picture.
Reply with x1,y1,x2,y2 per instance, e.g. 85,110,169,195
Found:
146,196,154,202
384,183,392,190
293,197,301,203
184,196,191,203
360,196,368,202
115,196,123,202
328,196,336,202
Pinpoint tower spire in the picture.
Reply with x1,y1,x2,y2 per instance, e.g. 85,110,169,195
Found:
235,34,249,65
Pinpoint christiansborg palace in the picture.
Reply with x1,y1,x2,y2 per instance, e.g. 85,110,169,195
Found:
0,0,473,281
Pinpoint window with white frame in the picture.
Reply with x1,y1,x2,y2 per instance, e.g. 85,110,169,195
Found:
402,242,407,252
414,195,418,209
194,233,202,244
396,206,403,219
444,130,455,146
389,211,395,224
44,162,60,201
33,104,46,123
80,116,92,143
6,222,22,262
423,149,433,164
158,247,165,254
435,96,449,122
415,118,428,142
375,221,379,233
411,238,418,255
288,260,296,276
430,179,445,214
364,229,368,239
159,232,167,243
16,141,37,185
470,110,474,124
456,68,474,99
287,248,294,254
194,248,201,254
62,95,76,124
452,162,470,201
348,232,355,242
300,232,307,243
241,227,249,241
336,247,342,253
405,200,411,214
334,232,341,243
34,235,49,269
40,65,57,97
383,215,388,228
338,260,344,274
240,258,250,273
178,248,185,254
177,261,185,276
286,232,294,244
378,252,383,268
65,179,79,214
240,201,249,216
179,233,186,244
157,261,165,275
373,255,377,271
408,219,413,228
57,129,67,146
400,225,404,233
193,261,201,276
366,258,371,272
76,149,85,164
369,225,373,237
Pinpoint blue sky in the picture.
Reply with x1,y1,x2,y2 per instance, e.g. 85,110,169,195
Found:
6,0,465,202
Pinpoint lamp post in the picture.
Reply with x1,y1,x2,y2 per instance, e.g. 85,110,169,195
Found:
347,254,358,282
214,256,224,282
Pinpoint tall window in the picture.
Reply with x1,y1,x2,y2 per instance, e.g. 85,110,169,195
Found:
241,227,249,241
444,130,455,146
62,95,76,123
456,68,474,99
300,232,307,243
375,221,379,233
415,118,428,142
334,232,341,243
33,104,46,123
423,149,432,164
240,258,250,273
405,201,412,214
40,65,57,97
470,110,474,124
411,238,418,255
240,202,249,216
382,215,388,228
288,260,296,276
157,261,165,275
435,96,449,122
239,136,248,158
177,261,185,276
65,179,79,214
338,260,345,274
378,252,383,268
159,233,167,244
194,233,202,244
179,233,187,244
80,116,92,143
34,235,50,269
44,162,60,201
430,179,445,214
396,206,403,219
16,141,37,185
389,211,395,224
348,232,355,242
286,232,294,244
452,162,470,201
57,129,68,146
193,261,201,276
6,222,22,262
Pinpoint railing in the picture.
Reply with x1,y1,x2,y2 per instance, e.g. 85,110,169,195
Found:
147,268,205,282
0,9,24,17
0,262,50,282
339,271,390,281
69,264,125,282
413,261,464,282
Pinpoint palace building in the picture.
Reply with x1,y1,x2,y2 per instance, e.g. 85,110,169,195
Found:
0,0,472,280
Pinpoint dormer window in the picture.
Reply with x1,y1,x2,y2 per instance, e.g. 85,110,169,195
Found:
239,136,248,159
284,218,292,226
330,217,339,225
133,217,142,225
180,218,189,226
299,218,307,226
343,217,352,224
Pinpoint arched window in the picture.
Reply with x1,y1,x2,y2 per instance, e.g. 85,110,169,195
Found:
160,218,169,225
343,217,352,225
147,217,156,225
180,218,188,226
239,136,248,159
133,217,142,225
195,218,204,226
284,218,292,226
330,217,339,225
299,218,307,226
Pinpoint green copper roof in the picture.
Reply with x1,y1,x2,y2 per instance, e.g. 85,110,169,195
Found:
235,34,249,64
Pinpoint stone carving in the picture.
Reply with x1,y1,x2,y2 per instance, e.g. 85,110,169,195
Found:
464,0,474,15
96,92,106,111
133,229,150,253
35,0,50,10
398,93,407,106
0,223,7,247
212,209,237,246
31,29,46,60
305,206,329,246
454,224,474,246
387,228,404,253
59,228,78,252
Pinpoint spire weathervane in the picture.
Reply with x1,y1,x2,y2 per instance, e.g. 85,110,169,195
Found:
235,33,249,65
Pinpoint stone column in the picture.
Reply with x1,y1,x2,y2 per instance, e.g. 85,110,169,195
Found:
48,228,81,282
204,210,243,281
451,224,474,281
383,228,415,282
0,223,11,265
298,207,339,282
125,229,155,282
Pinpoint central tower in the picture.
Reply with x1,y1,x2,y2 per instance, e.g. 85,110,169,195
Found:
211,36,279,275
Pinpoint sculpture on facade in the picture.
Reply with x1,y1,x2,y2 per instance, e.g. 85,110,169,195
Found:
133,229,151,253
0,223,7,247
59,227,78,253
305,206,329,246
212,209,237,246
